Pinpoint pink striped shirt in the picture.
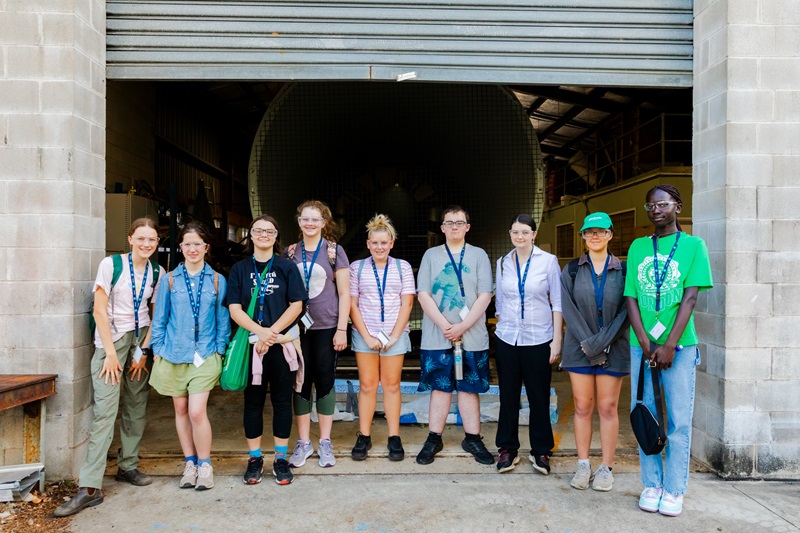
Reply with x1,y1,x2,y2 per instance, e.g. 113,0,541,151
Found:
350,257,416,336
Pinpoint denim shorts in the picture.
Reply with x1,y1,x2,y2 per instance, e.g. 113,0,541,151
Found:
417,348,490,394
351,328,410,356
563,364,628,378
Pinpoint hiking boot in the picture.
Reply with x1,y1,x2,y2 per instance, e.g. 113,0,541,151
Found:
415,435,443,465
461,436,494,465
318,439,336,468
529,453,550,475
496,449,519,473
387,436,405,461
570,461,592,490
591,464,614,492
638,487,663,512
179,461,198,489
195,463,214,490
243,456,263,485
53,488,104,517
114,468,152,486
289,440,314,468
273,458,294,485
658,492,684,517
351,433,372,461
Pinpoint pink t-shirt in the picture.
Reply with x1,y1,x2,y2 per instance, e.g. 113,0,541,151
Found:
93,255,163,347
350,257,416,337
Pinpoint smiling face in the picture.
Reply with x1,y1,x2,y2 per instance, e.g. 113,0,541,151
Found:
250,219,278,252
180,231,208,267
582,227,613,254
646,188,682,230
128,226,158,261
509,222,536,250
298,206,325,239
366,230,394,262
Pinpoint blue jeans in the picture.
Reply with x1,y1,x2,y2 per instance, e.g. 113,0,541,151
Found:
630,345,700,496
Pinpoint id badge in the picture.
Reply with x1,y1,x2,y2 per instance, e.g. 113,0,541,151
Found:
376,331,391,347
132,345,143,364
301,313,315,329
649,320,667,340
248,333,258,344
193,351,205,368
458,305,471,321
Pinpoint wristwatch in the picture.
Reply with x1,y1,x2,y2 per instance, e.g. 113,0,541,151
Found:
141,347,153,357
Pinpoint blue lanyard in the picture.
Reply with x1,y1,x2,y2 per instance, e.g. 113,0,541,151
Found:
652,232,681,313
589,254,611,329
515,251,532,320
444,243,466,299
371,257,391,323
300,240,322,293
181,263,205,345
251,256,274,324
128,254,149,339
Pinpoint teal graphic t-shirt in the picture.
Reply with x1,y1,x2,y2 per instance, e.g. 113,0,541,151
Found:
624,232,713,347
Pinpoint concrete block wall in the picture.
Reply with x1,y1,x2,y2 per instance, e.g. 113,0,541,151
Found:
693,0,800,478
0,1,106,480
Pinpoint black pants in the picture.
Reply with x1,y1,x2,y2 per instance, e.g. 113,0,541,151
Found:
494,337,554,456
243,343,295,440
298,327,338,402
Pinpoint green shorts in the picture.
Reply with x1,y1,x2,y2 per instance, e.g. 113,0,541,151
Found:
150,353,222,397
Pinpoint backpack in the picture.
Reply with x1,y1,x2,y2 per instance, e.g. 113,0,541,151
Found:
89,254,161,338
285,240,339,268
567,255,627,280
356,258,403,290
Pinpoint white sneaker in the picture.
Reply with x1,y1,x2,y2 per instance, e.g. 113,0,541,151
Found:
639,487,663,512
318,439,336,468
591,464,614,492
179,461,197,489
569,462,592,490
195,463,214,490
658,492,684,517
289,440,314,468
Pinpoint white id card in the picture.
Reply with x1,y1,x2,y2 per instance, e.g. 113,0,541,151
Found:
132,345,143,364
376,331,391,347
193,351,205,368
649,321,667,340
249,333,258,344
458,305,471,321
301,313,315,329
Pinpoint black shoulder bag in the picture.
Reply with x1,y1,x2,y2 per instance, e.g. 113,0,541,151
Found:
630,343,667,455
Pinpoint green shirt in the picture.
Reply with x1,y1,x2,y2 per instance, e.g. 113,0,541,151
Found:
624,232,713,347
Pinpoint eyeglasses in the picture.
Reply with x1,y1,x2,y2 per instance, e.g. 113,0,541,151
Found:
132,237,158,245
181,242,207,250
442,221,468,228
509,230,533,237
582,229,612,238
251,228,278,237
298,217,324,224
644,201,679,212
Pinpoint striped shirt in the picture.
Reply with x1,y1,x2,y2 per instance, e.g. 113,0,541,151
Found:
350,257,416,337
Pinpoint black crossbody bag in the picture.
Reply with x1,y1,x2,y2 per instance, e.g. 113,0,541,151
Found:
630,343,667,455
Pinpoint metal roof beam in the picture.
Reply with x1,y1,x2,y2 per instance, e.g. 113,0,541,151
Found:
511,85,624,114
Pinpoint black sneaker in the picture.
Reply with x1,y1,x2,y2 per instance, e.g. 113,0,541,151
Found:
351,433,372,461
496,449,519,473
272,458,294,485
461,436,495,465
243,456,263,485
530,453,551,475
387,436,405,461
415,435,444,465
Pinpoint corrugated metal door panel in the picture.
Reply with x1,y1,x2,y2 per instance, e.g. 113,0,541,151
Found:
107,0,693,87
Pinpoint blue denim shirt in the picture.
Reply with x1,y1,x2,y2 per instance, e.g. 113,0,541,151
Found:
150,263,231,364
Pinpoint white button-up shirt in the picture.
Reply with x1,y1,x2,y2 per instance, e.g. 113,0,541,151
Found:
494,246,562,346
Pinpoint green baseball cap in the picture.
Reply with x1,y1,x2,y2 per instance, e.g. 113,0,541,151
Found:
580,212,613,232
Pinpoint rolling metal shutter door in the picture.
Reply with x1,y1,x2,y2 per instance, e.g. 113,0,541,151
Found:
106,0,692,87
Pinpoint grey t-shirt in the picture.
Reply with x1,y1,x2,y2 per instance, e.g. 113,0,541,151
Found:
417,244,493,351
287,239,350,330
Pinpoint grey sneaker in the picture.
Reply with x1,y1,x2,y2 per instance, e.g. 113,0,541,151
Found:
318,439,336,468
195,463,214,490
570,461,592,490
289,440,314,468
179,461,198,489
591,464,614,492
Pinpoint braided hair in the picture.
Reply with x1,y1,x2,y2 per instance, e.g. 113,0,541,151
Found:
647,184,683,232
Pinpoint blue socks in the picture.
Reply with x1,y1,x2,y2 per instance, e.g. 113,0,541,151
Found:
185,455,198,465
198,458,211,467
275,445,288,459
249,448,262,458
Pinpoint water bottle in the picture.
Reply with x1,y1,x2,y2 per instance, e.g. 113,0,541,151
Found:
453,340,464,381
549,387,558,425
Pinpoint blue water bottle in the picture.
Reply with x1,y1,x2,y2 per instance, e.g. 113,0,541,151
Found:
549,387,558,425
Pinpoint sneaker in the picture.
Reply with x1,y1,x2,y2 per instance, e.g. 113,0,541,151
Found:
273,458,294,485
179,461,198,489
529,453,550,475
496,449,519,473
415,435,444,465
461,437,495,465
351,433,372,461
289,440,314,468
638,487,663,513
195,463,214,490
658,492,684,517
591,464,614,492
570,461,592,490
318,439,336,468
387,436,405,461
243,456,263,484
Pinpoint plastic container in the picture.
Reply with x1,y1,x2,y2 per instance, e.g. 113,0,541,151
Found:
549,387,558,424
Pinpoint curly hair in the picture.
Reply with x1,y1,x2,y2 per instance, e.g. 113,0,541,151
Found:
295,199,340,242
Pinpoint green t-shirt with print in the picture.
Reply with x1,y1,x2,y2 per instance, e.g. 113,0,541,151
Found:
624,232,713,347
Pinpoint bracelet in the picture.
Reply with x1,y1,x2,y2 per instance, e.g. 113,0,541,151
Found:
337,328,347,332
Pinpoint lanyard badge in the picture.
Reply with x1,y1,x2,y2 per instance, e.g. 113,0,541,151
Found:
371,257,391,323
515,251,532,320
252,256,274,325
181,263,205,345
128,254,149,339
301,240,323,293
589,254,611,329
652,233,681,315
444,244,471,320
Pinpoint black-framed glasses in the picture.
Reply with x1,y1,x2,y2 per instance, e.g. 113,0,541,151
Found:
442,221,468,228
644,201,679,212
582,229,612,238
